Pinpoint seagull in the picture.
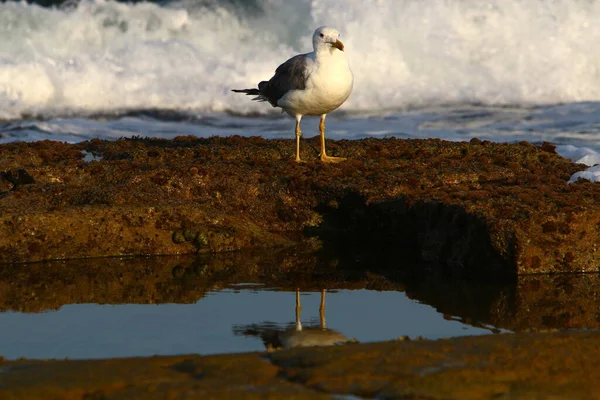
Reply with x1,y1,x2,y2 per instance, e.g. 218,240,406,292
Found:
233,26,353,162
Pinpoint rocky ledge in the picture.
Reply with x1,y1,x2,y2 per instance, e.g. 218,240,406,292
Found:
1,136,598,274
2,330,600,399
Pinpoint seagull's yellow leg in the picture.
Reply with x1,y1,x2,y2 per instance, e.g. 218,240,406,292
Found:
319,114,346,163
295,116,303,162
319,289,326,329
295,288,303,331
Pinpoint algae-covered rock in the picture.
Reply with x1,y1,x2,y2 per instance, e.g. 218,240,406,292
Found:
1,137,598,274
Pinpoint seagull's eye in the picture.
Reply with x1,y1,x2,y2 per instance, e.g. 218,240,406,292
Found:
319,33,324,38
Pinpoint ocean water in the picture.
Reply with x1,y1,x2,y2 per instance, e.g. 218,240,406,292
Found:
1,0,600,179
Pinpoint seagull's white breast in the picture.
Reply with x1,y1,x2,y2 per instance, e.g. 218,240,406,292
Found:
278,50,353,117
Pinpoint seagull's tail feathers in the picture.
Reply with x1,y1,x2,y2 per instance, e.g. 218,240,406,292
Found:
232,87,267,102
232,81,271,102
231,88,261,95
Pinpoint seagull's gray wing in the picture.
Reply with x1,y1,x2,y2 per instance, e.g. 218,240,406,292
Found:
257,53,310,107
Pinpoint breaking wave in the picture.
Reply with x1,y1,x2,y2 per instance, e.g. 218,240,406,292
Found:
2,0,600,120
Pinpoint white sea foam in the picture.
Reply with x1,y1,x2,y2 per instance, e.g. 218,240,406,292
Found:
556,145,600,182
567,165,600,183
557,145,600,166
3,0,600,120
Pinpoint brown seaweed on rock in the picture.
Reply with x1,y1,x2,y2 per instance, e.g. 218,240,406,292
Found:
0,136,598,275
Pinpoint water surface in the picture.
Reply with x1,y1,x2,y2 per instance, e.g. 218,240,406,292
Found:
0,287,495,360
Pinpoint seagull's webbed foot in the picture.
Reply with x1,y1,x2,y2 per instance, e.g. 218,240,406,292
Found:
320,154,347,163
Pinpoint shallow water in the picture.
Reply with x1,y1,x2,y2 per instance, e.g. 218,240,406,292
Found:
0,250,597,360
0,287,495,360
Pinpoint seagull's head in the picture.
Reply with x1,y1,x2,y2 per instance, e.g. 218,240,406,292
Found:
313,26,345,53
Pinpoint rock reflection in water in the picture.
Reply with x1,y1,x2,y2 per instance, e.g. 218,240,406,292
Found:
233,289,353,351
0,249,599,337
501,274,600,332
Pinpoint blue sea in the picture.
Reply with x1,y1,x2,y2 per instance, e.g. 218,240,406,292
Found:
1,0,600,179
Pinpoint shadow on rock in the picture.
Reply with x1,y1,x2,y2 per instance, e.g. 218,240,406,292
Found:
306,191,516,279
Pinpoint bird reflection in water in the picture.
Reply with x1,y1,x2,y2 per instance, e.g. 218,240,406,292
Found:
233,289,354,351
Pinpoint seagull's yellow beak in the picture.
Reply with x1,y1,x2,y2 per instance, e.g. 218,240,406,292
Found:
330,39,345,51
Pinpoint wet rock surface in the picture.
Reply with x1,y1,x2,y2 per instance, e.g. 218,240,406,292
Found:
1,330,600,399
1,137,599,274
